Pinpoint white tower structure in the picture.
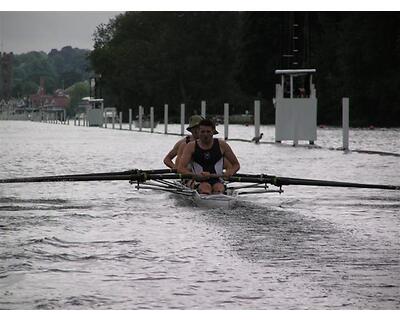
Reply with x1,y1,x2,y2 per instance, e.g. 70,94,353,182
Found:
274,69,317,145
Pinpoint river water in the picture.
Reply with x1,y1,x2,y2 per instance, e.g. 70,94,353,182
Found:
0,121,399,309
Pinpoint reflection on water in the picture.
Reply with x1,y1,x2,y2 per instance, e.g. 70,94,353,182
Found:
0,121,399,309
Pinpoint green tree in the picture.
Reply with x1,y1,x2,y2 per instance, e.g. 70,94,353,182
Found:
90,12,244,120
11,47,92,98
90,12,400,126
65,81,90,116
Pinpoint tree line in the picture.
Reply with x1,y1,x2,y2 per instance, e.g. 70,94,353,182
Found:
0,46,91,115
90,12,400,127
8,46,91,97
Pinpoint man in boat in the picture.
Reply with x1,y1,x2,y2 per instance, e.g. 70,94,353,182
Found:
177,119,240,194
163,115,204,169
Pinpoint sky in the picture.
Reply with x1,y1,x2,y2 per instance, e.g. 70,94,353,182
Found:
0,1,397,55
0,12,123,54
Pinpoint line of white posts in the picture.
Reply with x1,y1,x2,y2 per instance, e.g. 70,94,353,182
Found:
70,98,350,149
90,100,263,140
38,110,68,125
115,100,263,140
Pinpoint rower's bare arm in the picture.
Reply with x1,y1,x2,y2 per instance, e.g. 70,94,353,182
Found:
223,157,233,171
177,142,195,175
175,142,187,169
163,140,182,169
221,142,240,176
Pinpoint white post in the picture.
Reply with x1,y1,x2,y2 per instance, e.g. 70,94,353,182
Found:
139,105,143,131
290,75,294,98
254,100,260,140
180,103,185,136
293,107,299,147
224,103,229,140
129,108,132,130
119,111,122,130
164,104,168,134
150,106,154,133
342,97,349,151
201,100,206,118
112,111,115,129
101,102,104,127
104,111,108,128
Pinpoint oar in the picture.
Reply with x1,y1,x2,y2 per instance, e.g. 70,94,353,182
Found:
1,171,399,191
0,172,208,184
59,168,175,177
0,168,175,183
228,174,400,191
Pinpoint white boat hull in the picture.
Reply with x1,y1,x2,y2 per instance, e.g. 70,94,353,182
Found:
172,182,238,209
191,191,237,209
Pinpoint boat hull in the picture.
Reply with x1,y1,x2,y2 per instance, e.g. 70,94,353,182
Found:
192,191,237,209
171,182,238,209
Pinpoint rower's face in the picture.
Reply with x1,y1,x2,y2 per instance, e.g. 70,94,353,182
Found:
199,125,213,143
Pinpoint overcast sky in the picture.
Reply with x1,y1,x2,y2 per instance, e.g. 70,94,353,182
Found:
0,12,123,54
0,2,397,55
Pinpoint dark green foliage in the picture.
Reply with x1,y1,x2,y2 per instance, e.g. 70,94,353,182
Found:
90,12,245,120
10,47,91,97
89,12,400,126
65,81,90,116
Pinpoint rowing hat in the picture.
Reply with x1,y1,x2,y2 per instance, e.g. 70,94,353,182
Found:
186,115,204,132
198,118,219,135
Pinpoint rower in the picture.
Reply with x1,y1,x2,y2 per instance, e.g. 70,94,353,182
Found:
178,119,240,194
163,115,203,169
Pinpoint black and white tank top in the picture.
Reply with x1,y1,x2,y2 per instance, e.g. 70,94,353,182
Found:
192,139,223,175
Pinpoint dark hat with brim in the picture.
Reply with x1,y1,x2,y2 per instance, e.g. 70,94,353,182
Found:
186,115,204,131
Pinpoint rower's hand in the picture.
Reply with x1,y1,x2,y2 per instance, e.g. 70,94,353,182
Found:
223,170,233,179
199,171,210,181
